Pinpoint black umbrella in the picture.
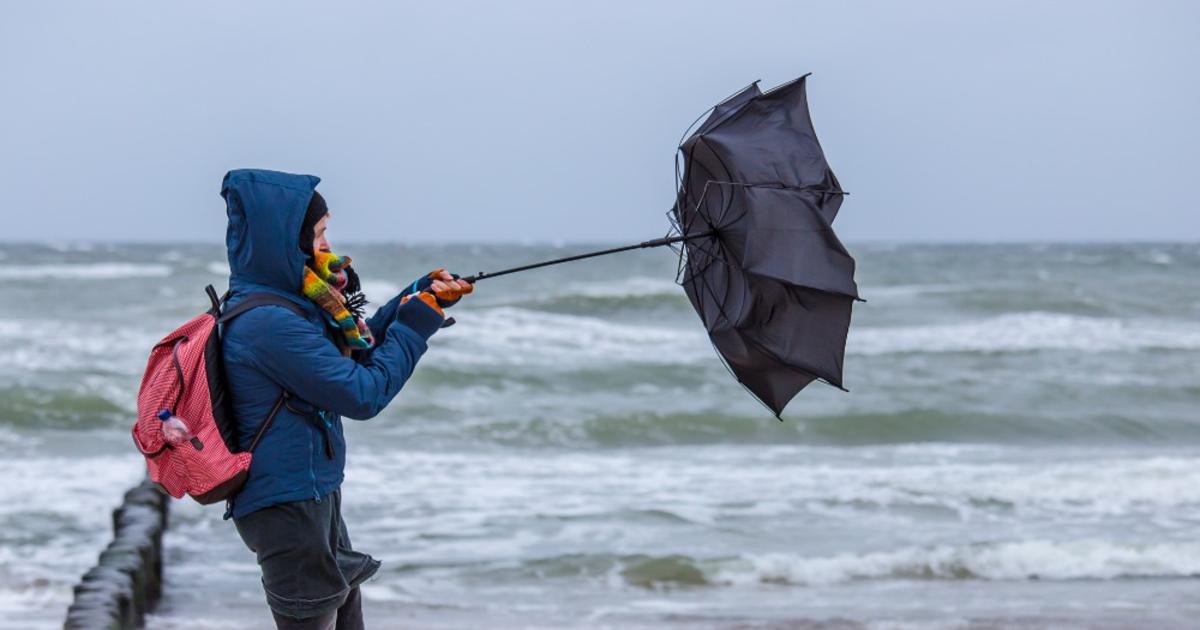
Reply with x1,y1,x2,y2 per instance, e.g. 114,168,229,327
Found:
669,74,860,415
448,75,860,417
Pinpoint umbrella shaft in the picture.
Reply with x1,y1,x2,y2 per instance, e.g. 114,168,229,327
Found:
464,231,713,283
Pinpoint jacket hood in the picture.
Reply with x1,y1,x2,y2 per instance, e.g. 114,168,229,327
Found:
221,169,321,294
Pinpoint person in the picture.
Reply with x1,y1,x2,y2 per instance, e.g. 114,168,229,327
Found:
217,169,471,629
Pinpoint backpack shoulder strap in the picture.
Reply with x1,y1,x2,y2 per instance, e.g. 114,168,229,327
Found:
216,290,309,324
248,390,290,453
204,286,310,454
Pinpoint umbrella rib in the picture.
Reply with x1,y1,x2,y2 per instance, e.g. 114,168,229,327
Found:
678,138,737,229
674,188,724,280
703,148,742,227
677,217,728,282
693,248,742,329
689,180,727,232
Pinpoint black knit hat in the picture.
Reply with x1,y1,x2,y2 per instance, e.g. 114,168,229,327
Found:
299,190,328,256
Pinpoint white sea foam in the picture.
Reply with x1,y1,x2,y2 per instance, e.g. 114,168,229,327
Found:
207,261,230,276
859,283,970,300
721,539,1200,585
559,276,682,299
850,312,1200,355
787,454,1200,519
435,306,710,366
0,319,158,374
346,448,1200,538
144,444,1200,626
1142,250,1173,266
0,454,144,627
45,241,96,253
0,263,171,280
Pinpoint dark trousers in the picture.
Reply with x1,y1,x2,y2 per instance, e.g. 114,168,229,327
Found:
270,586,363,630
234,490,380,630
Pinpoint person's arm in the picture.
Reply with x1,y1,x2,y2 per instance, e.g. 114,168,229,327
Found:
364,292,407,344
239,299,444,420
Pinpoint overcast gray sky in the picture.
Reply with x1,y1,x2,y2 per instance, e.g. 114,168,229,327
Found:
1,1,1196,243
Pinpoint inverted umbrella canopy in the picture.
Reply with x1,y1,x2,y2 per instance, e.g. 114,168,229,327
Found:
670,74,860,416
453,74,859,417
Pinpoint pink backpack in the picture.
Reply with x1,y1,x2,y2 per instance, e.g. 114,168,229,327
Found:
132,286,303,504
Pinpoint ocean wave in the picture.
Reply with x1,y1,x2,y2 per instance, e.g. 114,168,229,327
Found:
1140,250,1173,266
557,277,682,299
0,320,157,374
764,453,1200,520
435,307,710,366
505,277,692,315
859,284,971,300
0,385,130,428
850,312,1200,355
347,448,1200,533
0,263,171,280
440,307,1200,364
372,403,1200,448
45,241,99,253
462,539,1200,589
0,454,143,625
722,540,1200,585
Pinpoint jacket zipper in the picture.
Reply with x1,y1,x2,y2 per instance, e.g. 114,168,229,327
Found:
309,423,320,502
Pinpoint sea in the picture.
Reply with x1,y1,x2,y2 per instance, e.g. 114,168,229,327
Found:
1,241,1197,629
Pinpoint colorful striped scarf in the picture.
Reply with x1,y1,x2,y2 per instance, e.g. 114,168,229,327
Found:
302,250,374,351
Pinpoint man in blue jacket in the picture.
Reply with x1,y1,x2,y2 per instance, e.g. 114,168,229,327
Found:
218,169,470,629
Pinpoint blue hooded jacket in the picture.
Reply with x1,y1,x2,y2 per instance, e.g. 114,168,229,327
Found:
219,169,443,520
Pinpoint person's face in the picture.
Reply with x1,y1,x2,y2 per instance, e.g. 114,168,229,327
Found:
312,213,331,254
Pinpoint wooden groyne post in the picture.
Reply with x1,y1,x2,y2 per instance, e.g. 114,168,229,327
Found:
63,480,169,629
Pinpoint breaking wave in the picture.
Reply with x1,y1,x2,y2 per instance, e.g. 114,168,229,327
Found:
721,540,1200,585
0,263,172,280
460,539,1200,589
435,307,710,367
850,312,1200,355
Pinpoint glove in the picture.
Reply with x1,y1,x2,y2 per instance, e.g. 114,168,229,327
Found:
403,268,473,309
399,291,444,318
